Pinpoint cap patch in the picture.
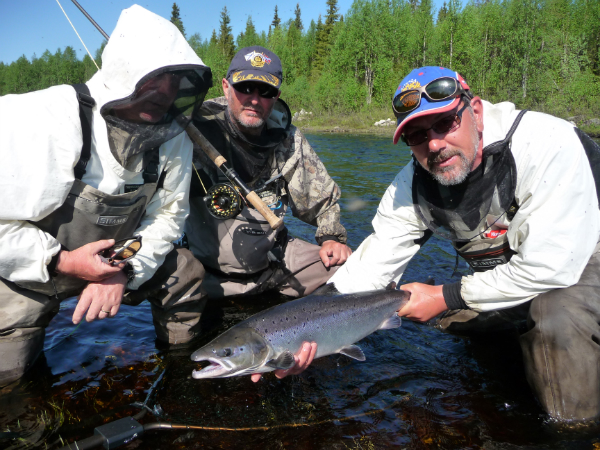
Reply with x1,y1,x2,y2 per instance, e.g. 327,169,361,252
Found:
245,51,272,68
232,71,279,87
401,79,421,91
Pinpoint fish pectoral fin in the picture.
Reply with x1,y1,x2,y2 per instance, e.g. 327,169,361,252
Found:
265,351,296,370
379,314,402,330
339,345,366,361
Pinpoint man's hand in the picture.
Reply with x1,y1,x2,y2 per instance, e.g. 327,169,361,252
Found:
56,239,125,281
397,283,448,322
250,341,317,382
319,241,352,268
72,271,128,324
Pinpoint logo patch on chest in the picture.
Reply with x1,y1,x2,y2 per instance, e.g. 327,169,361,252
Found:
97,215,129,226
240,227,267,236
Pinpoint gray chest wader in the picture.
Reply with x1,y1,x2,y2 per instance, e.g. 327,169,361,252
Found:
413,111,526,273
18,84,162,297
188,171,288,276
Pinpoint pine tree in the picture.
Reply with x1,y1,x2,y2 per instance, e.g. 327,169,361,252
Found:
237,16,264,48
325,0,339,29
218,6,235,60
272,6,281,29
170,3,186,38
294,3,303,30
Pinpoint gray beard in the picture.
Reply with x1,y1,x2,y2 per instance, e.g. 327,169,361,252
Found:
428,123,480,186
236,114,264,130
430,150,475,185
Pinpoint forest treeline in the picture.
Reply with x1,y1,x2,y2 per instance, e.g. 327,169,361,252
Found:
1,0,599,120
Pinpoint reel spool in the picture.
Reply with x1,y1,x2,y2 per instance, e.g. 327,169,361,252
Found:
203,183,242,219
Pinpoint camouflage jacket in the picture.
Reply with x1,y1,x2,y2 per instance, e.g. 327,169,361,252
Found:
191,96,347,244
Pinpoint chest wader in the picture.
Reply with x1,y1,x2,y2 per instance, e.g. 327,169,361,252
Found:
18,84,162,298
413,110,527,273
189,170,288,276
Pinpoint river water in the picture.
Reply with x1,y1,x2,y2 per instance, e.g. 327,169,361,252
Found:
2,132,600,449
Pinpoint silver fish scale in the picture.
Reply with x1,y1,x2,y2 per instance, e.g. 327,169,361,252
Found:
243,288,409,358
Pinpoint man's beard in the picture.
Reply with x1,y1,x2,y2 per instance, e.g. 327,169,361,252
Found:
426,125,480,186
236,109,265,129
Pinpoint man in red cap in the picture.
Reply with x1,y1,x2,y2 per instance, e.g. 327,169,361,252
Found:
330,66,600,421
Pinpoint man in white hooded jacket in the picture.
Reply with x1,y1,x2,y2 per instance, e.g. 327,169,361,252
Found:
330,66,600,421
0,5,212,385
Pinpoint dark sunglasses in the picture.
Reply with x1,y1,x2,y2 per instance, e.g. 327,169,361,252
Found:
232,81,279,99
401,113,462,146
392,77,470,117
99,236,142,266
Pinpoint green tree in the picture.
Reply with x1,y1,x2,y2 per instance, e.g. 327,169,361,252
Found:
272,5,282,29
294,3,303,30
218,6,235,60
170,3,186,38
237,16,265,48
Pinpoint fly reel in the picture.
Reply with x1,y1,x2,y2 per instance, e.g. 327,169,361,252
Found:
204,183,242,219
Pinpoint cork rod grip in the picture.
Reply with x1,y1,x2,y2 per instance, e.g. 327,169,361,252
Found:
183,120,227,167
245,191,284,230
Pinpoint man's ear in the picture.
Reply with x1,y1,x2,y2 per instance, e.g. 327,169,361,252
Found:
222,78,230,97
470,96,484,133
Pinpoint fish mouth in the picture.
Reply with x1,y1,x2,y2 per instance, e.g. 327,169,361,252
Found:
192,357,232,379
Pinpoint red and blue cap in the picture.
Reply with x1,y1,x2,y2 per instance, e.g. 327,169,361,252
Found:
392,66,470,145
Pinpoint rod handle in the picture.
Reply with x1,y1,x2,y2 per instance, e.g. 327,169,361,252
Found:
183,120,227,167
245,191,284,229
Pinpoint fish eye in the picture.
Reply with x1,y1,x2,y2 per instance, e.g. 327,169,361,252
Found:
223,348,232,357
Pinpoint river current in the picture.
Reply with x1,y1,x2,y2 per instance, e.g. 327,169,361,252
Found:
1,132,599,449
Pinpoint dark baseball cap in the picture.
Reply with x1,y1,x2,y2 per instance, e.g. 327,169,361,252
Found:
226,46,282,89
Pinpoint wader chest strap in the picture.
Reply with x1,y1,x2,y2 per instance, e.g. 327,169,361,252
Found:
72,84,96,180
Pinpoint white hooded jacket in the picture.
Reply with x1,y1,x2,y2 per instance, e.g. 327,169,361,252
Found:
331,101,600,311
0,5,208,289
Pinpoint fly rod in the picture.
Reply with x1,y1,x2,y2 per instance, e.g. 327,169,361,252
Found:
66,0,283,230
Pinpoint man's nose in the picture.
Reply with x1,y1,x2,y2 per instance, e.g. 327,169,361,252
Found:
427,129,446,152
158,75,179,96
247,89,261,103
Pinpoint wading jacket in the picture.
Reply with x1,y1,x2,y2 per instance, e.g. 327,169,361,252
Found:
0,5,207,290
331,101,600,311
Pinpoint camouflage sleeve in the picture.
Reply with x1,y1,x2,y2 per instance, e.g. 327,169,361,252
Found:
277,125,347,245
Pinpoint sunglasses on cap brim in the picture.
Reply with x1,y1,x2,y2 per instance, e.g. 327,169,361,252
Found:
99,236,142,266
392,77,471,117
232,81,280,99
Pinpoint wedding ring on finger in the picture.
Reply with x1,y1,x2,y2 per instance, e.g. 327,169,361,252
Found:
101,309,111,314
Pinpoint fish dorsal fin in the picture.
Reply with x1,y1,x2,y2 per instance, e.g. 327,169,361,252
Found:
266,351,296,370
339,345,366,361
385,281,397,290
379,313,402,330
312,283,340,296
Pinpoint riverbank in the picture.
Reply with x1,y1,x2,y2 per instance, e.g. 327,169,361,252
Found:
294,108,600,138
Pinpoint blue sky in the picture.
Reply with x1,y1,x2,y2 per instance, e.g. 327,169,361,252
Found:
1,0,446,65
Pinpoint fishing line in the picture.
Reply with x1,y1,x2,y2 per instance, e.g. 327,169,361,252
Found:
145,397,409,432
55,0,101,70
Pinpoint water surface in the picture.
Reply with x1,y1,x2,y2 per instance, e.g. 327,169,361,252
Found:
1,133,599,449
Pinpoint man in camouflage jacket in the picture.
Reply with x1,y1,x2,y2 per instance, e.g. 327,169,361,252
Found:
186,46,351,302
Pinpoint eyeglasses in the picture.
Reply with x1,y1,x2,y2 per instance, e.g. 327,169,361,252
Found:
99,236,142,266
392,77,469,117
401,113,462,146
232,81,279,99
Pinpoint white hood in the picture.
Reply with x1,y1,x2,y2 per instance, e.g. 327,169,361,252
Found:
89,4,208,108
